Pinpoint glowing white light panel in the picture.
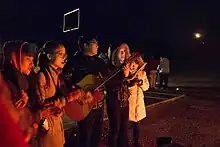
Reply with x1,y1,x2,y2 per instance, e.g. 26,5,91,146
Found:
63,8,80,33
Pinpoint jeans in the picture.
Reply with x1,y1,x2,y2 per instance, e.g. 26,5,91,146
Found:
159,73,169,88
130,121,140,144
107,101,129,147
78,106,104,147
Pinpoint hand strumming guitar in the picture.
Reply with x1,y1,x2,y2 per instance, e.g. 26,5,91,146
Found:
67,88,83,102
68,88,93,103
84,91,93,103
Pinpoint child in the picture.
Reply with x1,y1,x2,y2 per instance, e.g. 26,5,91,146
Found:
128,60,149,147
36,41,92,147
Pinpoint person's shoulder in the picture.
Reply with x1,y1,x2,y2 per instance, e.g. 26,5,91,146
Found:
95,56,106,65
36,70,47,79
73,51,83,58
97,56,106,63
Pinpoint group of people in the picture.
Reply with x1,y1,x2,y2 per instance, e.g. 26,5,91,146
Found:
0,36,150,147
147,56,170,90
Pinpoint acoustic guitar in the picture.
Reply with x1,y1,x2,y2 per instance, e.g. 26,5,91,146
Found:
64,52,141,121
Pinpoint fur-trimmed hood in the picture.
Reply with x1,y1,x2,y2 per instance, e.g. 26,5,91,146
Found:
111,43,131,67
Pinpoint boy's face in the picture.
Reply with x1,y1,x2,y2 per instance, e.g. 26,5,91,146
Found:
84,39,99,56
20,54,34,75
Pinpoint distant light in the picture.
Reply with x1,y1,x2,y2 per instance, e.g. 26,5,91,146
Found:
194,33,201,39
176,88,179,91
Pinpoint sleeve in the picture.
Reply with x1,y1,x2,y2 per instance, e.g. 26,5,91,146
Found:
36,72,47,105
62,58,75,88
6,81,28,109
140,71,149,91
0,98,29,147
55,78,67,107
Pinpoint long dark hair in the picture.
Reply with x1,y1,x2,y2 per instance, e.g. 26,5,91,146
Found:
38,41,64,70
38,41,64,87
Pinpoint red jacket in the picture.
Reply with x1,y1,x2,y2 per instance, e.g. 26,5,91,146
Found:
0,97,29,147
147,58,160,71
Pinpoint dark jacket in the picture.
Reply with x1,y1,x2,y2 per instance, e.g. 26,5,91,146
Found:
63,52,107,108
147,58,160,72
106,64,130,108
105,46,131,108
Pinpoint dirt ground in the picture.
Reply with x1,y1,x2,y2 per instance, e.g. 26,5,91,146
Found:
100,95,220,147
133,96,220,147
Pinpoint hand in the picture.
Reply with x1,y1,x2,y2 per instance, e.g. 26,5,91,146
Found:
14,99,26,109
131,78,143,86
67,88,82,102
84,91,93,103
20,90,29,104
123,63,130,77
23,123,39,143
14,90,29,109
40,107,53,119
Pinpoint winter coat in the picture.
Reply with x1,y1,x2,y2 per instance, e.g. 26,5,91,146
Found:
128,71,149,122
36,66,66,147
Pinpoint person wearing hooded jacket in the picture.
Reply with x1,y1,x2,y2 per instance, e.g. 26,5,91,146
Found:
128,60,149,147
0,73,30,147
105,43,131,147
1,40,38,143
63,36,107,147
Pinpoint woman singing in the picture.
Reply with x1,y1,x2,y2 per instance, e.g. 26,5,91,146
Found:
36,41,92,147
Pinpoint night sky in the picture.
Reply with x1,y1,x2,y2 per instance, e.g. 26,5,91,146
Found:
0,0,220,71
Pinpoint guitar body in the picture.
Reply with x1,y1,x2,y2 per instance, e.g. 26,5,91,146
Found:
64,52,142,121
64,74,104,121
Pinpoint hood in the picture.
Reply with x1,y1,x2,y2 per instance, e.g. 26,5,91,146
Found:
111,43,131,67
4,41,28,72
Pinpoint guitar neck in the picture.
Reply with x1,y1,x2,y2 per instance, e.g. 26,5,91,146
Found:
93,52,141,91
94,68,122,91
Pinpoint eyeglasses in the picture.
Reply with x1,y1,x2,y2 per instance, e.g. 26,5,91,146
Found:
56,52,67,59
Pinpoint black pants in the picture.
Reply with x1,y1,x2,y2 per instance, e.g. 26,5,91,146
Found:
159,73,169,88
107,102,129,147
130,121,140,144
78,106,104,147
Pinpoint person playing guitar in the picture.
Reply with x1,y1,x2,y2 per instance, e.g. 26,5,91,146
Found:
1,41,39,143
63,36,108,147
